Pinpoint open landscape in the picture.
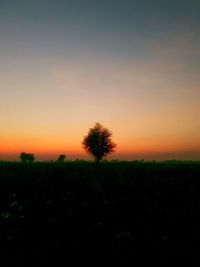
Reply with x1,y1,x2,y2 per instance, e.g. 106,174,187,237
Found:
1,1,200,265
0,160,199,266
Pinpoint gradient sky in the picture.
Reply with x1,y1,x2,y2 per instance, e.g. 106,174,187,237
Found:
0,0,200,160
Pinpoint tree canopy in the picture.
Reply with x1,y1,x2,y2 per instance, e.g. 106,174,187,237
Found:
19,152,35,163
82,122,116,163
56,154,66,162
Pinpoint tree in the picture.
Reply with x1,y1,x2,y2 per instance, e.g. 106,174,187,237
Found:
56,154,66,162
19,152,35,163
82,122,116,164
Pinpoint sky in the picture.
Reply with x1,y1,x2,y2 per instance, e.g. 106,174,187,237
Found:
0,0,200,161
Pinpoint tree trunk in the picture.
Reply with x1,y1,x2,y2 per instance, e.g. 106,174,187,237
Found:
96,158,100,165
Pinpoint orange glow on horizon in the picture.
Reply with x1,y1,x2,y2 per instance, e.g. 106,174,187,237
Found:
1,132,200,160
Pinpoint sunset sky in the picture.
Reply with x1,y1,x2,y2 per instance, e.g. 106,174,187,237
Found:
0,0,200,161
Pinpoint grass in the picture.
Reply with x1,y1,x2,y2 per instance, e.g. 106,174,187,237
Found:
0,161,199,266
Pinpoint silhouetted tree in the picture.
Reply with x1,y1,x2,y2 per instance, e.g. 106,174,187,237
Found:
56,154,66,162
82,122,116,164
19,152,35,163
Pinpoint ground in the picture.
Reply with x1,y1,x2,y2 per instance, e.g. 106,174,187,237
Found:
0,161,199,266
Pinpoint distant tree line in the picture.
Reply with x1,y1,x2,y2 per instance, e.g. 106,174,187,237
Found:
19,153,66,163
19,122,116,164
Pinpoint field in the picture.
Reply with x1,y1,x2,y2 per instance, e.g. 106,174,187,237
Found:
0,161,199,266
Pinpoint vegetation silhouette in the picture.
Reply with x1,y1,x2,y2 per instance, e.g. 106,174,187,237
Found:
56,154,66,162
19,152,35,163
82,122,116,164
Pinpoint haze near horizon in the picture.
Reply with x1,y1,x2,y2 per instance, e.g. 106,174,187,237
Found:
0,0,200,160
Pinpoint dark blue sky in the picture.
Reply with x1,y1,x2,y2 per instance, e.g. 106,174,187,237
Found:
0,0,199,59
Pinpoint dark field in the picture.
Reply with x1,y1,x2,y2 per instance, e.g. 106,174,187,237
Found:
0,161,199,266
